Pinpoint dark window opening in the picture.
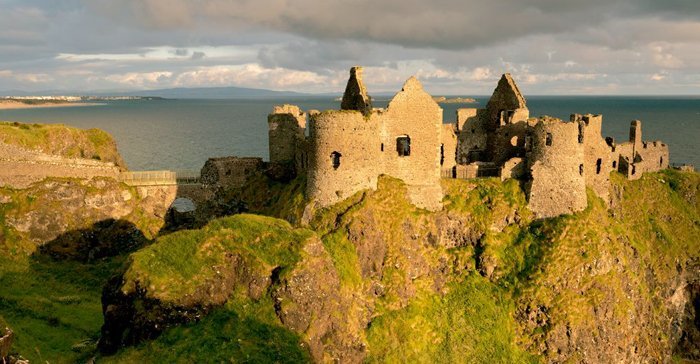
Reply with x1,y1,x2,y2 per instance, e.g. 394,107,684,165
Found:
659,156,663,166
440,144,445,166
380,143,384,152
330,151,342,170
596,158,602,174
579,164,584,176
632,165,636,175
612,161,617,169
397,136,411,157
545,133,553,146
578,123,584,144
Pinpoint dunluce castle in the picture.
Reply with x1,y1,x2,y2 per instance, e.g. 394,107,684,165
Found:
268,66,670,218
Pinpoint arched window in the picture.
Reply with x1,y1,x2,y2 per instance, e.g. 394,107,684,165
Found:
330,151,342,170
397,135,411,157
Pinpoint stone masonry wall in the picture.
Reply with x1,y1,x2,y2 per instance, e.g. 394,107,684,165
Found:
610,120,669,180
200,156,265,188
306,110,380,207
268,105,306,165
526,117,587,218
378,77,444,210
440,124,458,171
572,114,612,201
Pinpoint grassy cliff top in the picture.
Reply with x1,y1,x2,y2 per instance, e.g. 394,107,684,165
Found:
0,121,126,168
122,213,315,303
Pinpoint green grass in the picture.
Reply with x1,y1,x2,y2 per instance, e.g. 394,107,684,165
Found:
100,293,311,363
366,274,537,363
0,254,126,363
0,121,124,166
122,214,315,303
1,170,697,362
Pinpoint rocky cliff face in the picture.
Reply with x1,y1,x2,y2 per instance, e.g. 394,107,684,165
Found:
98,170,700,363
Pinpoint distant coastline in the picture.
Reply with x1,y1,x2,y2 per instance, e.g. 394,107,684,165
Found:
0,100,100,110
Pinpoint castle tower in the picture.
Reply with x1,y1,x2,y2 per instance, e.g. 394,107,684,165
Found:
341,66,372,115
526,117,587,218
306,110,380,207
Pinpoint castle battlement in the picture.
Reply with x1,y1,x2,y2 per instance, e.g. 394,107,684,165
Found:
267,67,671,218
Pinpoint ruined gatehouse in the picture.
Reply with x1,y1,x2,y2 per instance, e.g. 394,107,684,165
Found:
267,67,670,218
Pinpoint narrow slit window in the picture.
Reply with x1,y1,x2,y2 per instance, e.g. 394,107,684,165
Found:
397,136,411,157
545,133,552,146
330,151,342,170
440,144,445,166
579,164,584,176
596,158,602,174
380,143,384,152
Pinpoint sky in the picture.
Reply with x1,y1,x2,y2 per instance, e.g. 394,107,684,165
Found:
1,0,700,95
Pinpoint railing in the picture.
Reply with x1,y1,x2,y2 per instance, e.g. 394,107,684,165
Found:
174,170,201,184
441,167,455,178
120,170,177,186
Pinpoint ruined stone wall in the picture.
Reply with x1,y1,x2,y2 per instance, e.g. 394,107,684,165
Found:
490,120,530,165
456,108,489,164
456,108,478,132
526,117,587,218
200,156,265,188
379,77,443,210
341,67,372,115
306,110,380,208
572,114,612,201
440,124,458,171
501,157,526,181
0,141,121,188
268,105,306,165
610,121,669,180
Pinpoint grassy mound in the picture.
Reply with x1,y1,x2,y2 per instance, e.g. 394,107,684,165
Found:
0,121,126,168
121,213,314,303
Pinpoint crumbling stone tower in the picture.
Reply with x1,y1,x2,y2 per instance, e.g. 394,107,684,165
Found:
526,117,587,218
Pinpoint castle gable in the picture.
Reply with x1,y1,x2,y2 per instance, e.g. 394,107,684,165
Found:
386,76,440,113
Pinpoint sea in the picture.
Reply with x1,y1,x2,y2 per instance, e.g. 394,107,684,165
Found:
0,96,698,171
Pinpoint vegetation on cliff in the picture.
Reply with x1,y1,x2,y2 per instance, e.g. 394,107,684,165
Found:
0,121,126,168
0,168,697,362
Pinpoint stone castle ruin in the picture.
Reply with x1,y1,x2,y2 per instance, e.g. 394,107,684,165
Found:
268,67,670,218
